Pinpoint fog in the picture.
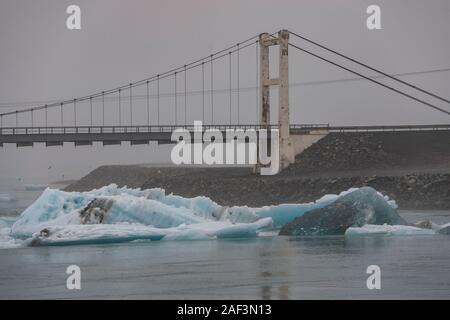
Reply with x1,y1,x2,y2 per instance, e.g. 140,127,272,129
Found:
0,0,449,183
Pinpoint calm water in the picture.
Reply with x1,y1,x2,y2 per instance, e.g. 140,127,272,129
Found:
0,177,70,217
0,182,449,299
0,234,450,299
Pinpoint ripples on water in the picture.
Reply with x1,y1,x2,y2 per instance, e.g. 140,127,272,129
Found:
0,182,449,299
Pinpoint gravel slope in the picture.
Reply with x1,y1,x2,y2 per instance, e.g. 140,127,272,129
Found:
66,131,450,210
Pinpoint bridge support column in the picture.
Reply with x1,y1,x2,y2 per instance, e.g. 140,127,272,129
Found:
259,33,271,127
255,30,294,174
278,30,295,169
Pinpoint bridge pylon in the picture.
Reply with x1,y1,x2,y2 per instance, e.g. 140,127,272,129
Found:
256,29,295,174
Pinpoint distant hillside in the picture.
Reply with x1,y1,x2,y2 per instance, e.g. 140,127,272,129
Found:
65,130,450,209
283,131,450,175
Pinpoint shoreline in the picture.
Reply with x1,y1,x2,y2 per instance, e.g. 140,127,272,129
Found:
65,165,450,210
65,131,450,210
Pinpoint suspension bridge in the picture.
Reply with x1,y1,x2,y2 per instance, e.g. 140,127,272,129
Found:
1,29,449,172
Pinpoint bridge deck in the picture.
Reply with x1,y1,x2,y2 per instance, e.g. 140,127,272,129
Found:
0,124,449,147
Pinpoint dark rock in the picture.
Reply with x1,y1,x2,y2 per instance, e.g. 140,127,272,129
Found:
414,220,433,229
437,224,450,235
279,187,407,236
79,198,114,224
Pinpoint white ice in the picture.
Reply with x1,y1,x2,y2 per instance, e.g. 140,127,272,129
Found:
345,224,436,237
0,184,406,248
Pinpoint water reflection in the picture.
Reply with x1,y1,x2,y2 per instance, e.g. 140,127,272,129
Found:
257,237,290,299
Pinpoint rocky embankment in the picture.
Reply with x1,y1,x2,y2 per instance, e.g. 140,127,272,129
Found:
66,131,450,210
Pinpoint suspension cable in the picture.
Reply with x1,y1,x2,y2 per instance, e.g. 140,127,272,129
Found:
289,30,450,104
0,34,259,121
288,42,450,116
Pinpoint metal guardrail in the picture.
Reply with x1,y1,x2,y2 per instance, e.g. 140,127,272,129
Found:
0,124,449,136
328,124,450,132
0,124,330,135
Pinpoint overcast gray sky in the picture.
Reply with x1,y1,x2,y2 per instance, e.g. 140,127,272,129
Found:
0,0,449,183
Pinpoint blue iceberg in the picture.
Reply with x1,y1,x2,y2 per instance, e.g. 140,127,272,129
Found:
0,184,404,248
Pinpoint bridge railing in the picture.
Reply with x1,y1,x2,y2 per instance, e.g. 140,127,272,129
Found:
0,124,330,135
2,123,450,135
328,124,450,132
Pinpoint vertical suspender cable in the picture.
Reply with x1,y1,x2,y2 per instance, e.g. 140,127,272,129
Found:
60,103,63,127
237,43,240,125
31,109,34,128
74,99,77,126
146,80,150,126
184,65,187,126
118,89,122,126
210,55,213,125
229,52,232,125
129,84,133,126
157,75,160,125
102,91,105,127
90,97,93,127
256,40,259,125
174,72,178,125
15,111,18,128
202,62,205,123
45,105,48,128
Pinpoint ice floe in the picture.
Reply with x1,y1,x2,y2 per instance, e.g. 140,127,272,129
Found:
0,184,444,249
345,224,436,237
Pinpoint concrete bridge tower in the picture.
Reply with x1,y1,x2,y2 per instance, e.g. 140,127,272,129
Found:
257,30,295,173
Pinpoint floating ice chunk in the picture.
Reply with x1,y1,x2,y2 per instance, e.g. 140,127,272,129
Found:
315,188,397,210
0,194,16,203
29,218,273,246
214,217,273,239
6,183,408,248
280,187,406,236
157,194,224,220
315,188,359,205
437,223,450,235
24,184,48,191
29,224,169,246
248,203,329,228
0,219,23,249
161,229,211,241
11,188,87,238
0,217,17,229
345,224,436,237
101,195,207,227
